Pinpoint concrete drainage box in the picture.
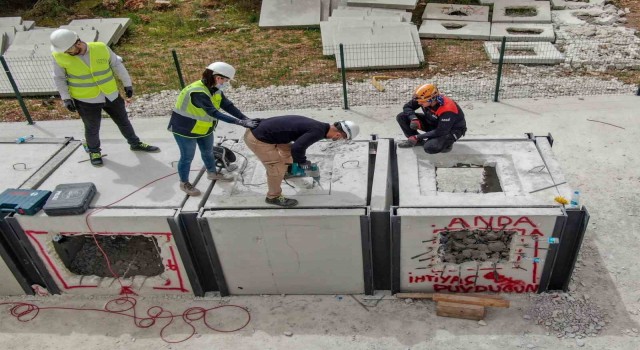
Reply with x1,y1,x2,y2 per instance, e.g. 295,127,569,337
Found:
391,136,584,294
191,140,373,295
6,139,205,296
0,137,78,295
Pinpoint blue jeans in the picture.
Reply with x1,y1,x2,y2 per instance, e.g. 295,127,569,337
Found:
173,133,216,183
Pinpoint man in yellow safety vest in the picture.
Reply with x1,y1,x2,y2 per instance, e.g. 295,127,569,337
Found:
50,28,159,166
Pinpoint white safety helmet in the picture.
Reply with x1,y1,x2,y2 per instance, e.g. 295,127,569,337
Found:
206,61,236,80
50,28,79,53
337,120,359,140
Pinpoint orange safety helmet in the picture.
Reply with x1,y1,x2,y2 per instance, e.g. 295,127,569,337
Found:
413,83,439,103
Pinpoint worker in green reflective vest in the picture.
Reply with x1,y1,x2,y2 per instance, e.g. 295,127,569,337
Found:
168,62,260,196
50,28,159,167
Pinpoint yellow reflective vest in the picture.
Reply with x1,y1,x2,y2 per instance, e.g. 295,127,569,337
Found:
52,42,117,100
170,80,222,137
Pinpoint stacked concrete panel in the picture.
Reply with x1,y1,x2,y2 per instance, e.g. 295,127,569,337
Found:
347,0,418,11
259,0,322,28
492,1,552,23
419,3,491,40
393,136,576,294
321,5,423,69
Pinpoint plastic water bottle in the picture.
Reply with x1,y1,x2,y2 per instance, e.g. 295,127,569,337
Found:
15,135,34,144
569,190,580,208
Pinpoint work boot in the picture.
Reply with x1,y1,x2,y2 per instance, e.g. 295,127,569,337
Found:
130,142,160,152
179,182,201,196
89,152,103,166
265,195,298,207
207,171,234,181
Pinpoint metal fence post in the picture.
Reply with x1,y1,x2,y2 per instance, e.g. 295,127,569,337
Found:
171,49,185,89
0,56,34,125
339,43,349,110
493,37,507,103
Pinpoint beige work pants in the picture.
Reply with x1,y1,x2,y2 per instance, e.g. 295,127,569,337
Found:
244,129,293,198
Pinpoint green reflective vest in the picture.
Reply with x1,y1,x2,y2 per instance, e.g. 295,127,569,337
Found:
52,42,117,100
172,80,222,136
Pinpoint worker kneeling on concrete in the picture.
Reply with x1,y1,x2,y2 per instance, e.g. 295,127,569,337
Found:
396,83,467,153
244,115,359,208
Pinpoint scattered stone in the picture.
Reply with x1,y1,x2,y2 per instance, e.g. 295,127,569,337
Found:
405,298,413,304
283,331,293,337
478,320,487,326
576,339,586,347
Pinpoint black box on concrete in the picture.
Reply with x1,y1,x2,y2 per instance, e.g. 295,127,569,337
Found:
43,182,96,216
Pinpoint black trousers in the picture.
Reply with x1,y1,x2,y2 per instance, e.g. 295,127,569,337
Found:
396,112,458,154
75,96,140,153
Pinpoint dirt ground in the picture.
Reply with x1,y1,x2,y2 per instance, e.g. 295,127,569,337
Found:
0,95,639,349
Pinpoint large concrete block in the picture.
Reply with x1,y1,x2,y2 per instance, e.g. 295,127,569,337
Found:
492,1,552,23
186,140,369,209
422,3,490,22
419,20,490,40
259,0,322,28
396,207,563,293
68,18,131,44
347,0,418,11
0,17,22,27
490,23,555,42
202,208,367,294
484,41,564,64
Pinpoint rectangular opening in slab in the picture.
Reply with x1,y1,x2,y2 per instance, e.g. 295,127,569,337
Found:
438,229,516,264
505,47,536,56
505,7,537,17
506,27,544,35
53,235,165,278
442,22,467,30
435,164,503,193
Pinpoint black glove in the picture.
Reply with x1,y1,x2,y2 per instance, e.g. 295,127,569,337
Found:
124,86,133,98
298,160,313,170
63,99,76,112
409,116,422,131
237,118,259,129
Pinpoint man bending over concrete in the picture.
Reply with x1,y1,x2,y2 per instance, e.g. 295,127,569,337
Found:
244,115,359,207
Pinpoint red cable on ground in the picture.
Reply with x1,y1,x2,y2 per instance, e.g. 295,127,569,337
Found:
2,169,251,343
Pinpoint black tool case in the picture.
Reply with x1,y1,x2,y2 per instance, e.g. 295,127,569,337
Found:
43,182,97,216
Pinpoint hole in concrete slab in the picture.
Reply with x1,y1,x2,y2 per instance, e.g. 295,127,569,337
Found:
505,7,538,17
442,22,467,30
447,10,468,17
438,229,516,264
506,28,544,35
435,163,502,193
54,235,165,278
505,48,536,56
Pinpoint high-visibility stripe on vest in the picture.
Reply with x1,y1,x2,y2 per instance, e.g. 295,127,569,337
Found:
52,42,117,100
171,80,222,137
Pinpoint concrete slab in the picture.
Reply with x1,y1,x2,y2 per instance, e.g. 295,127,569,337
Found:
259,0,322,28
57,26,98,43
550,0,605,10
0,140,73,190
37,139,203,209
202,208,366,294
397,207,563,293
68,18,131,44
11,28,56,45
333,6,412,21
0,17,22,27
484,41,564,64
409,24,424,63
397,137,572,207
422,3,490,22
552,8,604,25
190,139,369,209
347,0,418,11
61,24,121,45
0,252,24,295
492,1,552,23
418,20,490,40
490,23,555,42
0,32,6,55
22,20,35,30
321,0,331,21
333,24,420,69
321,18,406,55
0,26,17,46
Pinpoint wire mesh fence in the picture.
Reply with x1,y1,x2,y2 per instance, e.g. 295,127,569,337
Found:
0,37,638,122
